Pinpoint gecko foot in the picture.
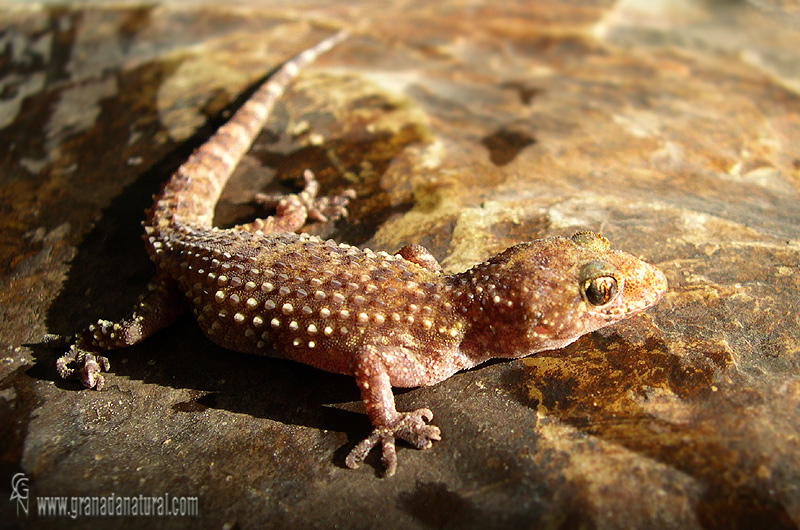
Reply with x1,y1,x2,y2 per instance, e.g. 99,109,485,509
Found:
255,169,356,223
56,344,110,390
345,408,441,477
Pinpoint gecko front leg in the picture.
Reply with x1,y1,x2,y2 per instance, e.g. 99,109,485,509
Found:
345,344,443,476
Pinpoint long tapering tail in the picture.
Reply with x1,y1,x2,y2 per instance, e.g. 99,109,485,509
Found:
145,30,348,245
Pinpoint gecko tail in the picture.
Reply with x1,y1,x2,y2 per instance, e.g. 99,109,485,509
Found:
145,30,349,238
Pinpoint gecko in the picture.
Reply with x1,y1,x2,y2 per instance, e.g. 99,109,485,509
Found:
48,31,668,476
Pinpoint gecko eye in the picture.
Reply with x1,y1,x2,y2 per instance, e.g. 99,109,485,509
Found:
579,260,621,307
582,276,618,306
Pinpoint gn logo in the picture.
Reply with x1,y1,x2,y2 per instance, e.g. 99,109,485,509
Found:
10,473,29,516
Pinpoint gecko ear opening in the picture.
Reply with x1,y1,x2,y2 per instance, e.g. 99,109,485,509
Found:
579,260,621,307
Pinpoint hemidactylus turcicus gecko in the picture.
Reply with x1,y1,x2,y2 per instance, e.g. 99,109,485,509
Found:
49,31,668,476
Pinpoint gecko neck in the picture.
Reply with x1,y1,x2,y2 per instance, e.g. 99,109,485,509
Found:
446,253,579,366
446,271,531,365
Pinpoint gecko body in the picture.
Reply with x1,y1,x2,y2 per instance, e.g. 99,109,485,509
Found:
53,32,667,476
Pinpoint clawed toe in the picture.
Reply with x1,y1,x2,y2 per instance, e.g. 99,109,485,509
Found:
254,169,356,226
299,169,355,223
306,189,357,222
56,345,109,390
397,409,441,449
345,408,441,476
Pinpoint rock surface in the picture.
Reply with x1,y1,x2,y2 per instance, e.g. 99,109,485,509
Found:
1,1,799,528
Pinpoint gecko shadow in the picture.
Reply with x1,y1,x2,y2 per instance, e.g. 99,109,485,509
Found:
29,311,416,473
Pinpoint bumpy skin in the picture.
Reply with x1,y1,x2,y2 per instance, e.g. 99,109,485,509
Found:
52,32,668,476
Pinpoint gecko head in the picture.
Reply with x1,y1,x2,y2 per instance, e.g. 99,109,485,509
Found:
565,230,667,324
463,231,667,354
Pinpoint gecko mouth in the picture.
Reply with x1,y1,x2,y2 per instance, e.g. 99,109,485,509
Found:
625,265,668,314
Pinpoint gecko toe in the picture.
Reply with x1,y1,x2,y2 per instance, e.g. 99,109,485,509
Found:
56,345,110,390
380,437,398,477
80,353,110,390
346,408,441,476
345,430,380,470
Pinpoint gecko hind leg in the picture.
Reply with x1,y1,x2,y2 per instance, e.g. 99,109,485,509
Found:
239,169,356,234
54,274,188,390
395,244,443,273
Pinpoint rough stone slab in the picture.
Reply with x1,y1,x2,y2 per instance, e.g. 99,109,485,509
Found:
1,1,799,528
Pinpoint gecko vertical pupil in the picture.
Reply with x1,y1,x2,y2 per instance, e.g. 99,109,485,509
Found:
583,276,618,306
